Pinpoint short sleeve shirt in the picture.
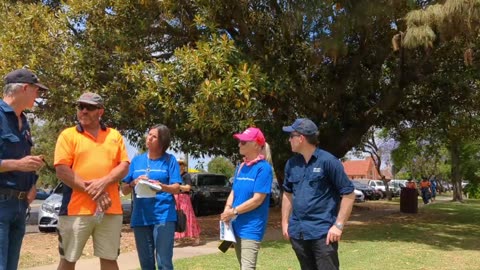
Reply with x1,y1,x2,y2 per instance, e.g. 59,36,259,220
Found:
54,126,130,215
122,152,182,227
232,159,273,241
283,148,354,240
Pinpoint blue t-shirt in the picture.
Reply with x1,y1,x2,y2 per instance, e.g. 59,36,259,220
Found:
0,100,37,191
123,152,182,227
232,159,273,241
283,148,354,240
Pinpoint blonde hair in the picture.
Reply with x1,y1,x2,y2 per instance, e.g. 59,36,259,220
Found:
262,142,272,165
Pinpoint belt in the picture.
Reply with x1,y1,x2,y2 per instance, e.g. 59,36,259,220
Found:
0,188,28,200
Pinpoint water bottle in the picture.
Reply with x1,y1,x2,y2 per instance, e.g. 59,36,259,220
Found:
94,205,104,223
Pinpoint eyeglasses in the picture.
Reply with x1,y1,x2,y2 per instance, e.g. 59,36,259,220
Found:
289,133,302,139
77,103,100,111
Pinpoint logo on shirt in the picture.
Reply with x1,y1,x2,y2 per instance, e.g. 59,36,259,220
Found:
313,167,322,173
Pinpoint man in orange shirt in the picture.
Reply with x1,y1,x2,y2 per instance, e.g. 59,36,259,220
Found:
54,92,130,270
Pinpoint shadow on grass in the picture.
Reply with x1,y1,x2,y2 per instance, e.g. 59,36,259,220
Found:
344,199,480,251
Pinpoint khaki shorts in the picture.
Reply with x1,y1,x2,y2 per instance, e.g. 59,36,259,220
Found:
57,215,123,262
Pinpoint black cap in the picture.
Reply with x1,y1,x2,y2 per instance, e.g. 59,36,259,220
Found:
4,69,48,90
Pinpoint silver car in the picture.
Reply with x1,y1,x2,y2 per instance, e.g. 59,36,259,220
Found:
38,183,132,232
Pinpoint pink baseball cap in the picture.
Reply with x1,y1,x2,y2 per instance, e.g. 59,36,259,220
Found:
233,127,266,146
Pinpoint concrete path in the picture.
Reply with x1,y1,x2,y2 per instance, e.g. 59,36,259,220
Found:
25,228,284,270
24,240,220,270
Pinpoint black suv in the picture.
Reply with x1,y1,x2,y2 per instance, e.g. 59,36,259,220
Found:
352,180,381,200
190,173,231,216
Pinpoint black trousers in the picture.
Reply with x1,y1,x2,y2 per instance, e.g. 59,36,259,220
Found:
290,237,339,270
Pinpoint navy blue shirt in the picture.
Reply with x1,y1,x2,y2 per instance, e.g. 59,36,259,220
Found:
283,148,354,240
0,100,37,191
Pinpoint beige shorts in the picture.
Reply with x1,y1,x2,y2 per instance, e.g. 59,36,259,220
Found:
57,215,123,262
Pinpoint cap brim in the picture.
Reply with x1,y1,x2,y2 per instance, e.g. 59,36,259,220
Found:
77,100,101,106
34,83,48,90
282,126,295,133
233,134,251,141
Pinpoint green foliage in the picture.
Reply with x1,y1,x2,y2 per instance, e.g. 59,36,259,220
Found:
207,156,235,178
4,0,473,184
464,183,480,199
30,120,62,188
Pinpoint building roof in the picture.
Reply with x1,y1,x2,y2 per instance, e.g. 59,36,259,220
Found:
342,157,373,176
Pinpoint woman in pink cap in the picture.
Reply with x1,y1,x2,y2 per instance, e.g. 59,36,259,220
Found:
220,127,273,269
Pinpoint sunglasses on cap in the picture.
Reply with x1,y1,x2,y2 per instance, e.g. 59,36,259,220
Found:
77,103,100,111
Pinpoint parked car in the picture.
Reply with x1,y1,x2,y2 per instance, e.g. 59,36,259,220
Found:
368,180,386,198
352,180,381,200
270,181,282,207
190,173,231,216
38,182,132,233
35,189,51,200
354,189,365,202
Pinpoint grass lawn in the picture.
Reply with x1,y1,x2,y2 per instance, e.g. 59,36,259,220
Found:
174,197,480,270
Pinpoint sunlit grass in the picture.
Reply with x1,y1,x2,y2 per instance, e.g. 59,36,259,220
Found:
174,198,480,270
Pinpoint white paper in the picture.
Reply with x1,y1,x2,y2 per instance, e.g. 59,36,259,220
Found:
219,221,236,243
135,180,162,198
138,180,163,191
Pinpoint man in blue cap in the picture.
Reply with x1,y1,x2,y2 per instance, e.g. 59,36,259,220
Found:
0,68,48,269
281,118,355,270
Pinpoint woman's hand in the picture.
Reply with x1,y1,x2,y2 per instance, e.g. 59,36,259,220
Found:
220,208,235,223
130,175,148,188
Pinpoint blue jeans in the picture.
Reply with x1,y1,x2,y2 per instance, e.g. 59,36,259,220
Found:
0,196,28,270
133,222,175,270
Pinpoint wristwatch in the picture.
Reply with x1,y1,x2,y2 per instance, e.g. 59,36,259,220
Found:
233,208,239,216
334,222,344,231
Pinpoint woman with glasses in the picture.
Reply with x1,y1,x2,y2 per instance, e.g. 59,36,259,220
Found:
121,124,181,270
220,127,273,270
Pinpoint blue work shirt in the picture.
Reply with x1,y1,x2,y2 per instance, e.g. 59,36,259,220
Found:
283,148,354,240
0,100,37,191
122,152,182,227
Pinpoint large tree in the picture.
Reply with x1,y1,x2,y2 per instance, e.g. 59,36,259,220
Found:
1,1,450,182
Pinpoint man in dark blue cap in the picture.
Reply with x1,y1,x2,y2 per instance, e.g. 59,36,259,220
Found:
0,68,48,269
281,118,355,270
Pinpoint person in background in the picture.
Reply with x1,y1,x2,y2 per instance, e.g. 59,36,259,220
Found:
121,124,181,270
0,68,48,270
281,118,355,270
54,92,130,270
430,176,437,202
220,127,273,270
420,176,432,205
174,159,201,246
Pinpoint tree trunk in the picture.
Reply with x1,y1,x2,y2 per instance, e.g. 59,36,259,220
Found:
450,141,463,202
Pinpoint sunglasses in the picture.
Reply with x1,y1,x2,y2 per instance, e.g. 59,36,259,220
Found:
77,103,100,111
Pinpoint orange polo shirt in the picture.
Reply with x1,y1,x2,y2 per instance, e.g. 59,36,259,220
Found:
54,126,130,215
420,181,431,189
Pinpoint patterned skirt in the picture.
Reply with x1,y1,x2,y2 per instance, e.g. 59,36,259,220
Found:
174,193,201,239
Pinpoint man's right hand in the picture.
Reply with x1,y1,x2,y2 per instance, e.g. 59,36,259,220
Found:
282,223,290,240
17,155,44,172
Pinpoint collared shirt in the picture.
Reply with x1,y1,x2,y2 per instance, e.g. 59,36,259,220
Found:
0,100,37,191
283,148,354,240
54,126,130,215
